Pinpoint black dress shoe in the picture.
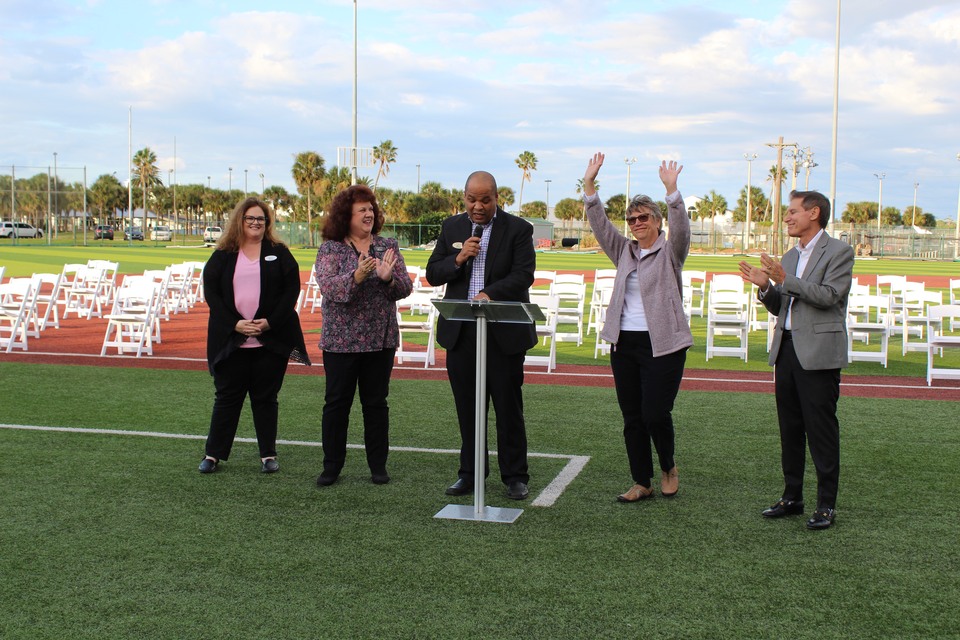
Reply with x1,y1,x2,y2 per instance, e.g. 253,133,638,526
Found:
762,498,804,518
806,507,836,530
506,481,529,500
261,458,279,474
316,472,339,487
198,458,218,474
371,471,390,485
445,478,473,496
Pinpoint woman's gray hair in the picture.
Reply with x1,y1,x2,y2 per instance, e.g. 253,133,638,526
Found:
627,194,662,222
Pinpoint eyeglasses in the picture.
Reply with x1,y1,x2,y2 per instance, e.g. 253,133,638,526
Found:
243,215,266,226
625,213,654,225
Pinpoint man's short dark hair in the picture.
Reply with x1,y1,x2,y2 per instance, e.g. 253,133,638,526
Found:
790,190,830,228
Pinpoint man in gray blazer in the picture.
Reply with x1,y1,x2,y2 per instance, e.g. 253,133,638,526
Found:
739,190,854,530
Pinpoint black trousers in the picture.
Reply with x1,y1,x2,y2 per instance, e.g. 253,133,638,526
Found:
321,349,395,475
774,335,841,508
446,324,529,485
610,331,687,488
206,347,289,461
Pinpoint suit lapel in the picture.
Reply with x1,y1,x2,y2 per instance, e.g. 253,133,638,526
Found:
483,210,507,284
800,232,830,280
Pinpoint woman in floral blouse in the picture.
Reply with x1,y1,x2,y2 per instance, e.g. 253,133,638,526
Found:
314,184,413,487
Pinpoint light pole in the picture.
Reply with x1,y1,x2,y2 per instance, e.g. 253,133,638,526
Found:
207,176,211,189
244,169,248,196
912,181,919,226
744,153,757,252
416,164,421,193
53,151,58,240
624,157,637,236
228,167,233,192
168,169,174,226
259,172,265,193
955,153,960,259
874,171,885,238
351,0,358,185
544,179,552,220
802,147,818,189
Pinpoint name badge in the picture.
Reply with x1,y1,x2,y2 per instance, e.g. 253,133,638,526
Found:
452,242,463,249
265,255,278,262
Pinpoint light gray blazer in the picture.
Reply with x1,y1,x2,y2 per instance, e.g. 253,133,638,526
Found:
585,192,693,357
760,232,854,370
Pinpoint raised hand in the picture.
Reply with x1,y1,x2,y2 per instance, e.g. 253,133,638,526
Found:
582,152,605,196
658,160,683,195
376,247,397,281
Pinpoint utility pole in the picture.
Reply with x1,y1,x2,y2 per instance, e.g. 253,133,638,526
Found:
765,136,797,256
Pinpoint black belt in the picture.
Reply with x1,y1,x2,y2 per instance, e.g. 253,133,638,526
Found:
782,330,792,341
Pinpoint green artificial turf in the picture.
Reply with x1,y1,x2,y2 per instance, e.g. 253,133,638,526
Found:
1,362,957,639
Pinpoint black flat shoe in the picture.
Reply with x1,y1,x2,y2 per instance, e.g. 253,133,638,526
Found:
371,472,390,485
506,481,529,500
261,458,279,474
198,458,218,474
316,472,339,487
806,507,836,530
445,478,473,496
762,499,804,518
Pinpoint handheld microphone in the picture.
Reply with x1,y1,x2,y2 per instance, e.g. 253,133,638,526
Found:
466,224,483,269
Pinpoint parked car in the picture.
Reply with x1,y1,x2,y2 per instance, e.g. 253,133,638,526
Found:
124,227,144,241
94,225,114,240
203,226,223,243
151,225,172,241
0,221,43,238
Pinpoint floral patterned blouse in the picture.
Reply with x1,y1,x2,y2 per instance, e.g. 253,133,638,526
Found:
315,235,413,353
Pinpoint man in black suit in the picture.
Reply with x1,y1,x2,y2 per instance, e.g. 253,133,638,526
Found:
426,171,537,500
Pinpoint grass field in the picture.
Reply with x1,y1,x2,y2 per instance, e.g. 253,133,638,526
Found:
1,362,958,639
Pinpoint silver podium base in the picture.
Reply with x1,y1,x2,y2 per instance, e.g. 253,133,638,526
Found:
434,503,524,524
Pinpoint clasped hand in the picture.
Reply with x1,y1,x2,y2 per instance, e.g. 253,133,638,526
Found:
356,248,397,282
738,253,785,290
235,318,269,336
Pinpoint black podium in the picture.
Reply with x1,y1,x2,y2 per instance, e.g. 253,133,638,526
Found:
431,299,544,524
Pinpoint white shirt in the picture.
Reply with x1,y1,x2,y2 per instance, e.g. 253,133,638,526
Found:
784,228,824,330
619,247,653,331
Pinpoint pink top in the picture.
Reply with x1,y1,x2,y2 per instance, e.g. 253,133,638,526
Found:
233,251,261,348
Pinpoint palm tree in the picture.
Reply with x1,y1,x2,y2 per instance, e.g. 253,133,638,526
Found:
703,190,728,253
497,186,515,209
372,140,398,191
575,178,599,219
291,151,325,245
515,151,538,213
132,147,161,231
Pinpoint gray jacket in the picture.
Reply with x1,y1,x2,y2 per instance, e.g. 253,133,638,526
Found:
760,232,854,369
585,191,693,357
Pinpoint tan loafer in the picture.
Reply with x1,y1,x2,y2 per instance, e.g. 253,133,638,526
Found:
617,484,654,503
661,466,679,497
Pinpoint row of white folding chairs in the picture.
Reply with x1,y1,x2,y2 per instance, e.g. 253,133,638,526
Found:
0,278,36,352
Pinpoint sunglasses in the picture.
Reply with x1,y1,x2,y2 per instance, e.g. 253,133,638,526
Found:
243,215,267,226
625,213,654,225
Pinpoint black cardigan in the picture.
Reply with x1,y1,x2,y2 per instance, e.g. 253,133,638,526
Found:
204,242,311,374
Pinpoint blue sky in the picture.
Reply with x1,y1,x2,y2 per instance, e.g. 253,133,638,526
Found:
2,0,959,221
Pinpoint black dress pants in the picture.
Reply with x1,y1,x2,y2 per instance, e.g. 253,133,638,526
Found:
446,323,529,485
320,349,395,475
774,335,841,508
610,331,687,488
206,347,289,460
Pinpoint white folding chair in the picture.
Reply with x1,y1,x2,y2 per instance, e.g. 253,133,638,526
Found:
553,274,586,346
902,289,942,356
63,265,107,319
142,269,173,324
101,281,163,357
846,294,893,367
30,272,63,332
682,270,707,317
593,288,615,359
926,304,960,385
181,261,207,304
876,275,907,330
298,263,323,314
395,291,438,367
86,259,119,307
532,270,557,294
0,279,35,352
705,289,750,361
587,269,616,335
525,291,559,371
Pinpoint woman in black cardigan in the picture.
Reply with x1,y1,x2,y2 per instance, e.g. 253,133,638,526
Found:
199,197,310,474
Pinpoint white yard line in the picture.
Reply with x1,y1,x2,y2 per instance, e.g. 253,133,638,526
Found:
0,423,589,508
